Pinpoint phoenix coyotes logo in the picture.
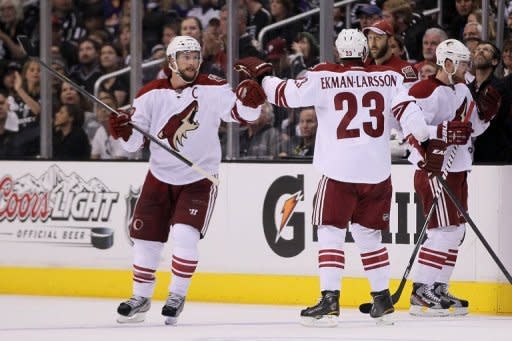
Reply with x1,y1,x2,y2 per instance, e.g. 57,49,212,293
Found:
158,100,199,151
454,97,468,121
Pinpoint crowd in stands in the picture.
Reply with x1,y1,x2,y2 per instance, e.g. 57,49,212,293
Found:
0,0,511,163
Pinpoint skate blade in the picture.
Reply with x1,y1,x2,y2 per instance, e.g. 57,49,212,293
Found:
300,315,338,328
449,307,469,316
373,314,394,326
164,316,179,326
409,305,449,317
116,312,146,324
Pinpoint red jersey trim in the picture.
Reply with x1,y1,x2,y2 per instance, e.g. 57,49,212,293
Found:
408,76,445,99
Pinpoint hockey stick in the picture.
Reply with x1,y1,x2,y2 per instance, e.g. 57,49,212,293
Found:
359,100,475,314
436,176,512,284
17,36,219,186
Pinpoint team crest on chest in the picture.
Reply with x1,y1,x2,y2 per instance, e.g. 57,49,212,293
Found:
157,100,199,151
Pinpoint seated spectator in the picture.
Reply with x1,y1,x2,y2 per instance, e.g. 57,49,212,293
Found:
265,0,302,48
281,106,317,157
467,9,496,41
99,42,129,106
463,21,482,42
90,92,135,160
355,4,382,30
447,0,478,41
53,103,91,160
180,16,203,43
59,81,98,142
289,32,319,78
414,27,447,71
187,0,219,30
0,0,26,60
388,34,409,60
245,0,271,40
502,39,512,77
69,38,102,94
240,101,281,158
418,60,436,80
162,22,179,48
265,37,291,78
0,88,16,158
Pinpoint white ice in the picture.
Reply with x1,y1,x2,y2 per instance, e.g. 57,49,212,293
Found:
1,295,511,341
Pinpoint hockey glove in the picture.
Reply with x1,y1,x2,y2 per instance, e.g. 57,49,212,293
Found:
234,57,273,84
436,121,472,145
235,79,267,108
418,139,447,175
108,109,133,141
477,84,501,122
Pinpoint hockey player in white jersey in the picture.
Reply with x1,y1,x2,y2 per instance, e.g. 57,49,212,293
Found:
109,36,267,325
396,39,489,317
235,30,472,326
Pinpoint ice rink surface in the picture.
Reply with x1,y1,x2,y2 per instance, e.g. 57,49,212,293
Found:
1,295,512,341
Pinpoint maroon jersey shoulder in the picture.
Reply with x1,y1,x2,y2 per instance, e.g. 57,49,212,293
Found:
310,62,347,73
195,74,228,86
136,79,171,98
385,56,418,81
408,77,444,99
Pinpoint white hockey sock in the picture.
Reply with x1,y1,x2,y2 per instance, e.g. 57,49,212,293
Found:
132,238,164,298
317,225,346,291
169,224,200,297
436,224,465,283
415,224,465,285
351,224,390,292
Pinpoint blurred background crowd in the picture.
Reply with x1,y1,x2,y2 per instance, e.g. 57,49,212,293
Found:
0,0,511,163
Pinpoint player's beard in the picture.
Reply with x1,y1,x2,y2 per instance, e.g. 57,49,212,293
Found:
178,67,199,83
371,41,388,60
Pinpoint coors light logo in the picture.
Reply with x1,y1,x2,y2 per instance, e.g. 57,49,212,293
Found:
0,165,118,249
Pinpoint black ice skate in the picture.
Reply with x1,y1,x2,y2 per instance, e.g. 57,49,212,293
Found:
116,295,151,323
370,289,395,325
162,292,186,325
434,282,469,316
300,290,340,327
409,283,451,317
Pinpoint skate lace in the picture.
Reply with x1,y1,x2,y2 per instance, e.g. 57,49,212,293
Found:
166,294,184,308
437,283,457,300
423,285,442,303
125,296,145,308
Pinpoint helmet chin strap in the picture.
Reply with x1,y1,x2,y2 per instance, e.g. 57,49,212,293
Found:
443,60,457,84
169,60,198,84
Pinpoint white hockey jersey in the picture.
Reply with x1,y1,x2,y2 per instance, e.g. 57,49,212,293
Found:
262,63,417,184
395,77,488,172
121,74,260,185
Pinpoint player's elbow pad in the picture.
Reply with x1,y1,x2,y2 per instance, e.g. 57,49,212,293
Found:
398,102,429,143
235,100,261,122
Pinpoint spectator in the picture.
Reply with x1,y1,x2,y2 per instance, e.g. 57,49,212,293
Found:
388,34,408,60
0,88,15,158
116,23,131,65
1,60,19,97
463,21,482,41
265,37,291,78
187,0,219,30
382,0,430,63
0,0,26,60
180,16,203,42
162,22,179,47
52,0,87,65
69,38,102,94
99,42,129,106
289,32,319,78
414,27,447,71
90,92,135,160
265,0,302,48
470,42,512,162
240,101,281,158
53,103,91,160
59,81,98,142
418,60,437,80
447,0,478,41
502,39,512,77
245,0,271,40
356,4,382,30
283,106,317,157
9,59,40,157
467,9,496,41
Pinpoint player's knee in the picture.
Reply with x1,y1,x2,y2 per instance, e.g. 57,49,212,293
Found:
425,224,465,249
318,225,346,249
351,223,382,251
172,224,200,249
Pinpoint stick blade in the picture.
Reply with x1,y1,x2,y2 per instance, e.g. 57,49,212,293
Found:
17,35,39,57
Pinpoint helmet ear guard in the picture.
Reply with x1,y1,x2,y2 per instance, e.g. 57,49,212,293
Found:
335,29,368,60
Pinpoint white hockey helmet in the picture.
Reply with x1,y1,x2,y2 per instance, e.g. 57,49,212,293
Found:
335,29,368,60
435,39,470,74
166,35,202,76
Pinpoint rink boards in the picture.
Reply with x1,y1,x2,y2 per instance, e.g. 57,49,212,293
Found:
0,161,510,313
